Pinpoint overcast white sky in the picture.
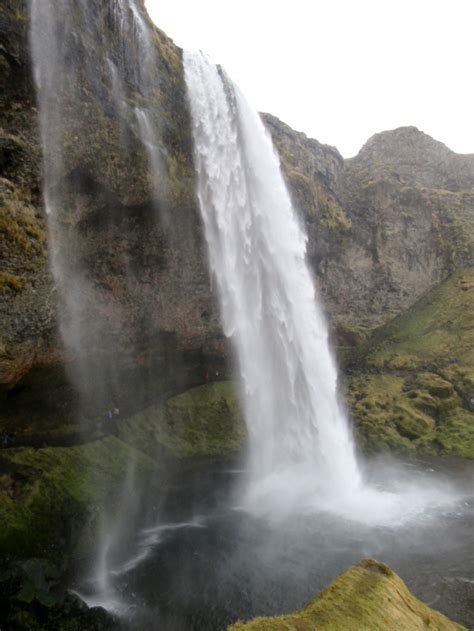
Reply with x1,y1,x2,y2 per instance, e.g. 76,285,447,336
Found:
145,0,474,157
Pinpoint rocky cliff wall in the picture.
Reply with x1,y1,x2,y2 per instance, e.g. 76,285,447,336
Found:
266,117,474,338
1,0,473,431
1,0,225,433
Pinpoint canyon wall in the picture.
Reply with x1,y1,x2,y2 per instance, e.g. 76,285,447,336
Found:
1,0,473,429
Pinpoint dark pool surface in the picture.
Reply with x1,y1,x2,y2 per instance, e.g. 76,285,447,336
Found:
77,457,474,630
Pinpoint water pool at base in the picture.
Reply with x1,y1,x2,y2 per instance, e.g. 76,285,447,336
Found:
76,457,474,630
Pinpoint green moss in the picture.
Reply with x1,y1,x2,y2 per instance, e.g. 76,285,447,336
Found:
415,373,455,399
0,437,160,563
347,269,474,458
0,188,45,254
117,381,246,458
229,559,466,630
354,268,474,372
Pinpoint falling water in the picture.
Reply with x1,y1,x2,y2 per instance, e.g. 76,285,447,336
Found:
24,1,472,624
29,0,167,408
29,0,169,610
183,52,459,523
184,52,361,501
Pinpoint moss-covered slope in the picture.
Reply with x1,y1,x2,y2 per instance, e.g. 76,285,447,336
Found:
229,559,466,631
347,268,474,457
0,381,244,565
0,436,161,562
117,381,245,458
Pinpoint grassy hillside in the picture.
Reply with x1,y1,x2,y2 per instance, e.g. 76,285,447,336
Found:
347,268,474,458
229,559,465,631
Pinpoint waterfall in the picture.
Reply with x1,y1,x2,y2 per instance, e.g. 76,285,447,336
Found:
29,0,166,412
29,0,169,610
184,51,363,510
183,52,459,524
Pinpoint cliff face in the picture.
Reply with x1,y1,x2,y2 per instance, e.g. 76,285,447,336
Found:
340,127,474,329
1,0,473,433
266,118,474,337
0,0,53,394
0,0,225,434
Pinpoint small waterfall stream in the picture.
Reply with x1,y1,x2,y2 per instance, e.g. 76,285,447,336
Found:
29,0,170,613
29,0,167,410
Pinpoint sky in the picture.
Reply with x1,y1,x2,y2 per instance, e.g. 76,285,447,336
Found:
145,0,474,157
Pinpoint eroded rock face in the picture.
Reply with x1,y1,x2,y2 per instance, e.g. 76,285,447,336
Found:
266,117,474,336
0,0,57,396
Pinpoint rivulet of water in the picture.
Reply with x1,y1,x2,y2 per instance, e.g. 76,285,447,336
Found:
29,0,168,610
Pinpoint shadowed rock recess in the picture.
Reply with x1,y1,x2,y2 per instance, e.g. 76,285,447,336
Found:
0,0,473,629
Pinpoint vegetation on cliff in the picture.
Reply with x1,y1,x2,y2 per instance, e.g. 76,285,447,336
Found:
0,381,244,565
117,381,245,458
0,436,161,562
228,559,466,630
347,268,474,458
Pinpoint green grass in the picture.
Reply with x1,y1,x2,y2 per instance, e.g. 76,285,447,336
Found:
347,268,474,458
229,559,466,630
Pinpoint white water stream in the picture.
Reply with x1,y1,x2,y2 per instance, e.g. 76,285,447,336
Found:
184,51,458,524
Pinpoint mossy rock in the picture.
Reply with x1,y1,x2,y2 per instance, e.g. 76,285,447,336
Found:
117,381,246,458
347,269,474,458
0,556,116,630
353,268,474,374
0,271,27,292
0,436,161,563
347,373,474,458
228,559,466,630
415,373,455,400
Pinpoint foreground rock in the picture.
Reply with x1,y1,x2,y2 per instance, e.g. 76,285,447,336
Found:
0,557,116,631
228,559,466,630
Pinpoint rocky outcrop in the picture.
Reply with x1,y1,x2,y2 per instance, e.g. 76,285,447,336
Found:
266,117,474,338
228,559,466,630
117,381,245,458
0,435,162,561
